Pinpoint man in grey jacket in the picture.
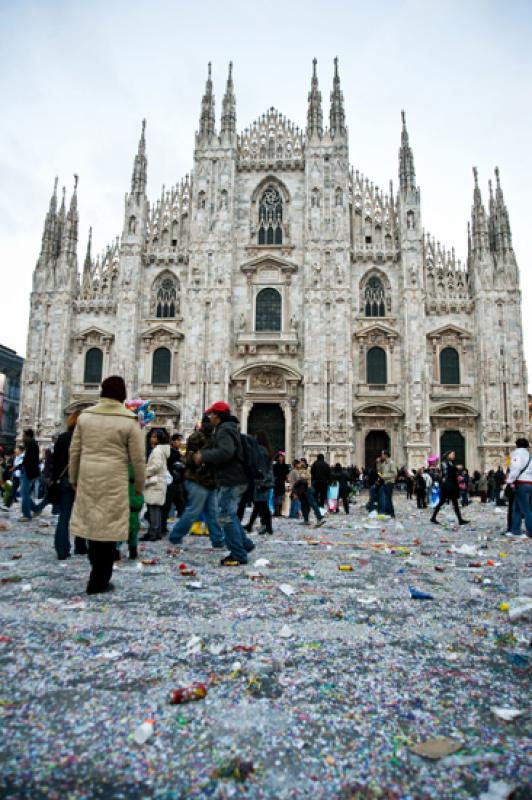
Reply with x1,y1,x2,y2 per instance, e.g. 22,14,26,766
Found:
379,449,397,518
193,401,252,565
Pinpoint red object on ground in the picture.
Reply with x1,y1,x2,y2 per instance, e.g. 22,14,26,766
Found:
168,683,208,704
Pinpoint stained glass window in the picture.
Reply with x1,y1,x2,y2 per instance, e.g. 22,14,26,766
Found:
84,348,103,384
258,186,283,245
440,347,460,385
255,288,282,332
367,347,387,385
155,276,178,318
152,347,171,384
364,276,386,317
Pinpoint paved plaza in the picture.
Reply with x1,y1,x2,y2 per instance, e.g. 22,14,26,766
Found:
0,496,530,799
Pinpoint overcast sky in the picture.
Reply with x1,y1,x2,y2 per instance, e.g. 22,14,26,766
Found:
1,0,531,376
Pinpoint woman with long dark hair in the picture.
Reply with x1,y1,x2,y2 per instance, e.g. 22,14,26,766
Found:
141,428,171,542
53,410,85,559
430,451,469,526
244,430,274,535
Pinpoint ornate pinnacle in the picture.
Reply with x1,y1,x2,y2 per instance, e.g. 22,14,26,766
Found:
221,60,236,137
199,62,216,139
131,119,147,196
307,57,323,138
329,56,345,137
398,111,416,194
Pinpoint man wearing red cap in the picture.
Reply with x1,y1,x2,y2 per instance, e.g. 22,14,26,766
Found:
193,401,251,565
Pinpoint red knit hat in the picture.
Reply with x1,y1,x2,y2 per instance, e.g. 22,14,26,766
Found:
205,401,230,415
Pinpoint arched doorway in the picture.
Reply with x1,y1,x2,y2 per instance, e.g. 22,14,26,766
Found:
440,430,466,467
248,403,285,454
365,430,390,469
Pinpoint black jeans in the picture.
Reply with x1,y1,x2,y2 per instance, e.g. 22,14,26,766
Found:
313,482,328,509
416,492,427,509
237,482,254,521
432,491,462,522
247,500,273,533
87,540,116,592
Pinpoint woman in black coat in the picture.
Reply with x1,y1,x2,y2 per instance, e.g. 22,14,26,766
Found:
53,411,87,559
430,451,469,525
273,453,290,517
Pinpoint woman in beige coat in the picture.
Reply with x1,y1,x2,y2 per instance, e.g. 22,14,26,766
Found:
69,376,145,595
141,428,171,542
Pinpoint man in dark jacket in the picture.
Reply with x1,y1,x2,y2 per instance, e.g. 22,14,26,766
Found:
20,429,47,521
430,451,469,525
169,417,225,548
193,402,252,565
311,454,331,508
161,433,185,533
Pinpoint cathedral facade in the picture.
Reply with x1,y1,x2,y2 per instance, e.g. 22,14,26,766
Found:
20,60,529,469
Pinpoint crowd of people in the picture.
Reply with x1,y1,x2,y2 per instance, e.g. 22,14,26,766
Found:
1,376,530,594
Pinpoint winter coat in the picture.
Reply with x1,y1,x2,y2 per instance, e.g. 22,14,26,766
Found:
440,458,459,498
201,417,247,487
183,428,217,489
52,430,73,482
69,398,145,542
23,439,41,480
379,459,397,483
273,462,290,495
507,447,532,484
311,459,331,485
332,468,350,498
144,444,171,506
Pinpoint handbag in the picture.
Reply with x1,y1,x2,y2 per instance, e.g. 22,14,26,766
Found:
46,466,68,505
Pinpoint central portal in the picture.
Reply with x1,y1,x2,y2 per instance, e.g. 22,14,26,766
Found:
247,403,286,454
364,430,390,468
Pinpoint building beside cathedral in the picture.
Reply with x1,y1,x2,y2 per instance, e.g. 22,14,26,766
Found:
20,59,529,469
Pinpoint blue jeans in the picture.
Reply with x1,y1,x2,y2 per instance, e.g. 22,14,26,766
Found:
511,483,532,535
366,484,378,512
54,477,75,558
169,480,225,547
289,498,301,518
300,487,323,522
20,470,46,519
379,482,395,517
216,485,248,562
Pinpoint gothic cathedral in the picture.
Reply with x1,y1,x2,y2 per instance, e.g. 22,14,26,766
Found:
20,60,529,469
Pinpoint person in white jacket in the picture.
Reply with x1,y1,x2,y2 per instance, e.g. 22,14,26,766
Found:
141,429,171,542
507,437,532,537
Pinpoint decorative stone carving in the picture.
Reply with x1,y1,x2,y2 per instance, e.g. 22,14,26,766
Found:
250,367,284,391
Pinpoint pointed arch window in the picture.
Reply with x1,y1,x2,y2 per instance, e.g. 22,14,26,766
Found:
367,347,387,385
258,186,283,245
153,273,179,318
364,276,386,317
440,347,460,385
152,347,171,384
255,288,282,332
84,348,103,384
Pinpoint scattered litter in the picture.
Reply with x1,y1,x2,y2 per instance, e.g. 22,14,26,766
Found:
168,683,208,704
0,491,529,797
491,706,525,722
408,585,434,600
409,736,463,759
278,624,294,639
133,719,154,745
278,583,296,596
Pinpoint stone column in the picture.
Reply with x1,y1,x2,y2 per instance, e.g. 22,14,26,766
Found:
240,400,251,434
282,400,293,461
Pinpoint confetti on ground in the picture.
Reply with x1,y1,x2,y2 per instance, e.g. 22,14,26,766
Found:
0,495,530,798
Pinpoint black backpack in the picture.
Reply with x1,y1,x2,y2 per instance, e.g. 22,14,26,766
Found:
240,433,265,482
